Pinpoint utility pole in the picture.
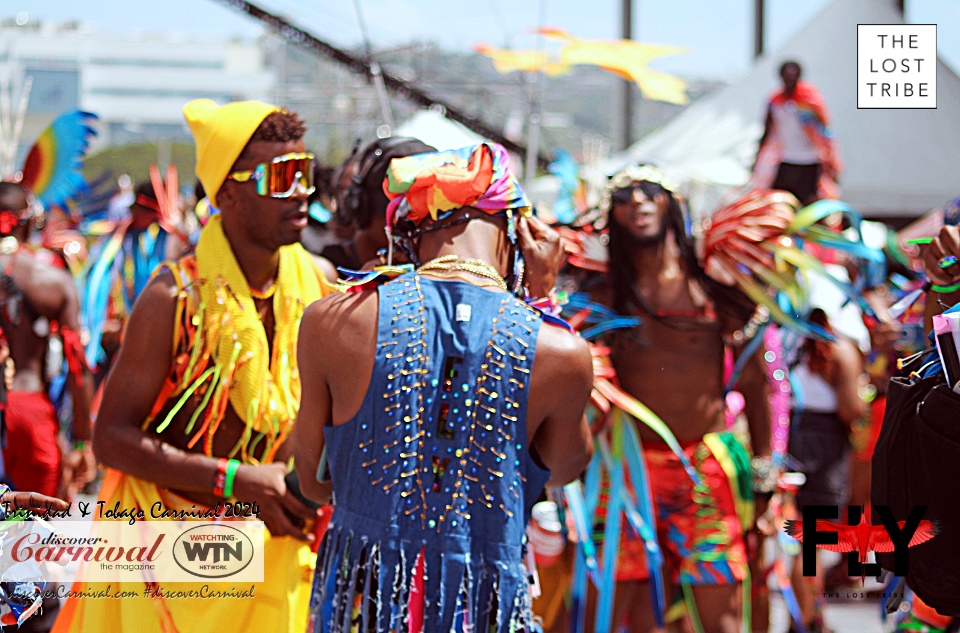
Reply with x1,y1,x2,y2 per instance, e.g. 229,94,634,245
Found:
620,0,633,150
754,0,765,59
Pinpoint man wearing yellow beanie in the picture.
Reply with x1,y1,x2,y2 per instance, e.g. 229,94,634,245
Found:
52,100,336,633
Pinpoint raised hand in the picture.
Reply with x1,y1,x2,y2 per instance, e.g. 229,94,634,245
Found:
517,215,564,298
921,225,960,286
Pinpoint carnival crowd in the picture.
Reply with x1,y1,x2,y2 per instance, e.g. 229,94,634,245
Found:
0,59,956,633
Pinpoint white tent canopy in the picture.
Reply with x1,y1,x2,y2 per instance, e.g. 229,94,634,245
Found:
607,0,960,218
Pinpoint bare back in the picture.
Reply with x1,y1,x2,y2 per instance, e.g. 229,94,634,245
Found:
1,249,76,393
295,277,593,490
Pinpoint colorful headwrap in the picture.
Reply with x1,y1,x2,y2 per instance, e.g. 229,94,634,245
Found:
383,142,530,233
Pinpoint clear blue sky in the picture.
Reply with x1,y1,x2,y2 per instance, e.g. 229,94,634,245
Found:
13,0,960,80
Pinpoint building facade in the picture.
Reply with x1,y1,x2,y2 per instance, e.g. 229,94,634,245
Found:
0,18,273,168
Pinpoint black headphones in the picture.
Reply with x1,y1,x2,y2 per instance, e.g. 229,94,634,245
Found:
340,136,434,229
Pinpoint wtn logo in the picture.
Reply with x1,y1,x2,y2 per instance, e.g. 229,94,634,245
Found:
173,524,255,579
783,506,940,583
180,541,243,564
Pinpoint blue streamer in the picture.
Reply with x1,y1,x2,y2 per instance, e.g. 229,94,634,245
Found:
82,235,123,367
723,322,769,397
617,415,666,628
580,317,642,341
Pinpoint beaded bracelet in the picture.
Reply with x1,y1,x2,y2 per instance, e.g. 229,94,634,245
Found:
213,458,229,498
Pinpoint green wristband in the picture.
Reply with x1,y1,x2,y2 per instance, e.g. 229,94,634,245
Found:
223,460,240,499
932,281,960,293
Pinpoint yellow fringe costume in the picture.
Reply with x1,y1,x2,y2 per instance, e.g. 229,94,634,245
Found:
52,215,328,633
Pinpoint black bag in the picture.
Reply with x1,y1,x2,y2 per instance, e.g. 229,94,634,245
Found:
872,370,960,615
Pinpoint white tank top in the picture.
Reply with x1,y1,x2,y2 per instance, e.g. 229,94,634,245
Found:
792,362,837,413
772,101,820,164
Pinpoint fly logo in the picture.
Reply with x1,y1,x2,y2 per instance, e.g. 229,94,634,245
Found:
173,525,255,579
784,506,940,582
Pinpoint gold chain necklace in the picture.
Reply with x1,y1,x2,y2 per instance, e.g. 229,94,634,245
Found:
417,255,508,291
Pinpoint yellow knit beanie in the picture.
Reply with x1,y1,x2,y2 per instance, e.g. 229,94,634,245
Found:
183,99,280,207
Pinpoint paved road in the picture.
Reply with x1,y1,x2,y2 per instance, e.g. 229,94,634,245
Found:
770,592,889,633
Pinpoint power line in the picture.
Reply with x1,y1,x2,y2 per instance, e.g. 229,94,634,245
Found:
352,0,394,128
272,0,530,131
486,0,511,47
212,0,549,168
274,3,531,121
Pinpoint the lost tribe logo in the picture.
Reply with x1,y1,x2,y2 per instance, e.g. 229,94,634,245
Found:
857,24,937,108
173,524,255,579
784,506,940,583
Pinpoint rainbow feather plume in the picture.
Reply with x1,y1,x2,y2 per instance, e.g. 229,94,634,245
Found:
703,190,885,336
20,110,99,209
703,190,821,334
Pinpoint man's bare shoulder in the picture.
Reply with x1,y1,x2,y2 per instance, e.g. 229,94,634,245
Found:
18,252,73,288
310,254,338,284
122,271,180,335
535,323,593,381
301,289,378,349
137,270,180,306
109,272,181,366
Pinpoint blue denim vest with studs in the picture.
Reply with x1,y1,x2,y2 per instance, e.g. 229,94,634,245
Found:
309,272,549,633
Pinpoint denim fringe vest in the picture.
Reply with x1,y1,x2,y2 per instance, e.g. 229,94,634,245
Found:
309,273,550,633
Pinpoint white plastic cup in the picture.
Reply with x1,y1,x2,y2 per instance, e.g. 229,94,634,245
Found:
528,501,565,568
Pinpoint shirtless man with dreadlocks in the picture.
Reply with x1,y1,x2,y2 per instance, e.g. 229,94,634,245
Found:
585,167,772,633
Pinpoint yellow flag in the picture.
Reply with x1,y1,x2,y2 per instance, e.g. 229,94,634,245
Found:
475,31,688,105
540,29,690,105
474,44,571,77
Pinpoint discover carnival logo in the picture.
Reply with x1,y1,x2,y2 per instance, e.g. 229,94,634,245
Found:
0,520,265,584
173,524,255,579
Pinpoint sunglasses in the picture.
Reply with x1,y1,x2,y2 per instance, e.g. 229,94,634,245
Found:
227,152,316,198
610,184,652,206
